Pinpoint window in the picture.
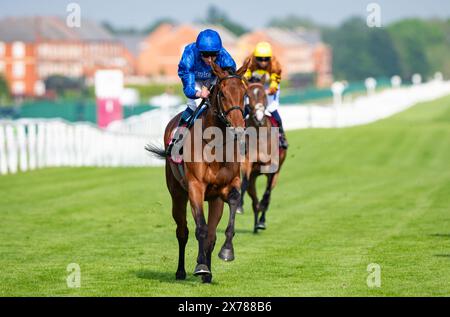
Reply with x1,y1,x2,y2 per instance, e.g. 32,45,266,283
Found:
12,81,25,95
12,62,25,78
37,44,49,58
34,80,45,96
12,42,25,58
0,42,5,56
0,61,4,73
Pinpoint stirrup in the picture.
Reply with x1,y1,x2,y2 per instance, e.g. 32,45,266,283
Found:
166,141,175,157
167,141,184,163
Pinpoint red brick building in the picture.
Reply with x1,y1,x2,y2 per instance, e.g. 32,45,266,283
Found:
0,18,334,96
237,28,333,87
137,23,238,81
136,24,332,87
0,17,135,96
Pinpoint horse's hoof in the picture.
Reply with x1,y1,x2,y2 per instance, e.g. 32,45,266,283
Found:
236,206,244,214
193,264,210,276
218,247,235,262
256,222,266,230
176,270,186,280
202,274,212,283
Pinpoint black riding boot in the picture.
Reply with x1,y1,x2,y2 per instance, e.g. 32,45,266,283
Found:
278,124,289,149
166,108,193,158
271,110,289,149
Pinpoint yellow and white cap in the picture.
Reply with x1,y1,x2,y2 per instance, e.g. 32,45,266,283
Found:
254,42,273,58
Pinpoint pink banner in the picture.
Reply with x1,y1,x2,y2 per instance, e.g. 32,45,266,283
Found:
96,98,123,128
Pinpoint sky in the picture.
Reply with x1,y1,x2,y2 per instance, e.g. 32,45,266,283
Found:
0,0,449,29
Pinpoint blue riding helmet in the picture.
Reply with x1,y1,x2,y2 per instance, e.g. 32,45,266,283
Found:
196,29,222,52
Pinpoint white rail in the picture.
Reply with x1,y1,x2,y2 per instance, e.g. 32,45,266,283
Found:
0,118,164,175
280,80,450,130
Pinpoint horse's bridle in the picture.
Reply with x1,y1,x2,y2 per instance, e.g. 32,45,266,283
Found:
213,74,245,128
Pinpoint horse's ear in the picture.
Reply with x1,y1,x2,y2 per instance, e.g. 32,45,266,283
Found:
211,61,227,80
236,58,251,77
242,76,249,89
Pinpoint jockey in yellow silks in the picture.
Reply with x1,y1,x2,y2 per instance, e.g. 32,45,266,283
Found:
244,42,288,149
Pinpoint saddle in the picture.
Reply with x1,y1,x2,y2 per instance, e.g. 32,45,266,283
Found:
167,98,210,167
266,114,286,151
267,115,279,128
167,99,211,190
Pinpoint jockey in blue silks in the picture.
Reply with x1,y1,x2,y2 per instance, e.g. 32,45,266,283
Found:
166,29,237,159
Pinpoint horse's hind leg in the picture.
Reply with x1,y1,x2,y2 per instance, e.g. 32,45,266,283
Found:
246,173,260,234
172,193,189,280
258,173,277,229
237,175,249,214
167,164,189,280
237,161,251,214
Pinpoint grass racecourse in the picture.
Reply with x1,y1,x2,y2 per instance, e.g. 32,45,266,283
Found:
1,95,450,297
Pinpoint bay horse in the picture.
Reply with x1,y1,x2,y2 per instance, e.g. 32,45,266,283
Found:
238,80,287,233
146,60,250,283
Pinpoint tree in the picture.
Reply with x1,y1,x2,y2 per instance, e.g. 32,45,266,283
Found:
368,28,402,78
142,18,177,35
44,75,86,97
102,19,177,36
388,18,448,79
0,75,8,97
0,75,11,107
322,17,375,80
101,21,140,35
200,5,248,36
322,17,401,81
267,15,318,30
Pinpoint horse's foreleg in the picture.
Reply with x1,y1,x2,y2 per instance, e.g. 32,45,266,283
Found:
188,180,209,277
219,187,240,262
202,197,224,283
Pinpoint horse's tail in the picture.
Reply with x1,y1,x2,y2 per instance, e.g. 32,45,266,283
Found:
145,143,167,160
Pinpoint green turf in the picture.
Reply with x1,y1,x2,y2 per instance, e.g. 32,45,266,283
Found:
1,95,450,297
